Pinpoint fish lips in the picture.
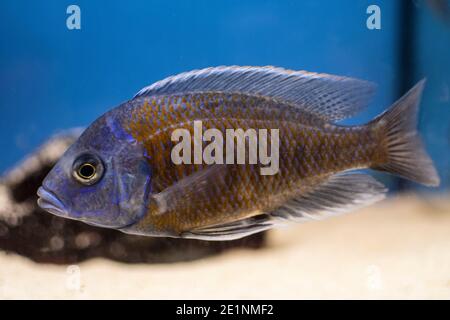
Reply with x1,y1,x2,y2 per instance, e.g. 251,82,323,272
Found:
37,187,124,228
37,186,68,217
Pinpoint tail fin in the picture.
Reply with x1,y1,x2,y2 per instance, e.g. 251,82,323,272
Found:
371,79,440,187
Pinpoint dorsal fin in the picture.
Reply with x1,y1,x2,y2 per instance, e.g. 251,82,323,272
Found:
134,66,377,122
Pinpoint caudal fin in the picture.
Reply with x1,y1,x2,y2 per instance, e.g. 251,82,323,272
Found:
371,80,440,187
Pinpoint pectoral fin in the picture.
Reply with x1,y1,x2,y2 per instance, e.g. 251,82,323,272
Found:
150,164,229,215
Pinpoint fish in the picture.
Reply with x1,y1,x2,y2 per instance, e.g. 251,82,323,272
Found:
37,66,440,240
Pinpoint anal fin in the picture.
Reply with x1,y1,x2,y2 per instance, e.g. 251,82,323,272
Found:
182,173,387,241
269,173,387,222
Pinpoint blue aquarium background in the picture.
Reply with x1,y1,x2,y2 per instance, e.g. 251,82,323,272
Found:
0,0,449,191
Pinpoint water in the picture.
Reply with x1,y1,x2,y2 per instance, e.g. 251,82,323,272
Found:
0,1,449,300
0,0,448,191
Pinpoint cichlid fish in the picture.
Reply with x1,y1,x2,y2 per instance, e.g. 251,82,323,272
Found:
37,66,440,240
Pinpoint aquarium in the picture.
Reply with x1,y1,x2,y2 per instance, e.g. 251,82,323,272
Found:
0,0,449,301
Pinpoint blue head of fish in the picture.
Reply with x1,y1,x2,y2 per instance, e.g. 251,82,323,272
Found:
37,107,152,228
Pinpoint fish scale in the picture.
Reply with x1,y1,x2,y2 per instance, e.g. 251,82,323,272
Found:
123,92,379,234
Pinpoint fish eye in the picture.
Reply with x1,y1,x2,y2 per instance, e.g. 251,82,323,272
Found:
72,154,104,185
78,163,96,179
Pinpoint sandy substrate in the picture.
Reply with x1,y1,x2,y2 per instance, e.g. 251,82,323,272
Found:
0,194,449,299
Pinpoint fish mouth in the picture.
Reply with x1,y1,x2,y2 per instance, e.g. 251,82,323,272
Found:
37,187,67,217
